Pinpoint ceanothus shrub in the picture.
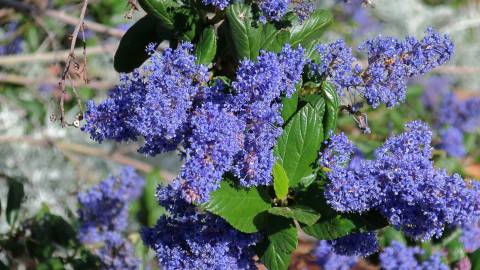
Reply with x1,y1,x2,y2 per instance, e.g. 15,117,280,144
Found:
79,0,480,269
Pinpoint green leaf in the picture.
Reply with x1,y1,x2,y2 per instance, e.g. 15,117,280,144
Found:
302,215,357,240
138,0,178,29
114,15,172,73
274,104,324,188
322,82,340,139
138,169,166,227
302,94,326,115
289,10,332,48
260,24,290,53
37,258,65,270
297,183,387,240
281,91,299,122
195,27,217,65
380,227,406,247
204,177,272,233
172,7,199,41
471,249,480,270
225,3,261,59
272,162,289,200
6,178,24,225
257,216,297,270
268,205,320,226
446,237,466,263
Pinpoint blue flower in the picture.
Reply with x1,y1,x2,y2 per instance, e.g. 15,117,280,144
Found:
313,240,358,270
439,126,465,158
312,28,454,108
329,232,379,256
77,167,143,270
380,240,448,270
142,184,259,270
321,121,480,240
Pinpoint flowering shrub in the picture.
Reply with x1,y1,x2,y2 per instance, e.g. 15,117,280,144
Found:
77,0,480,269
2,0,480,270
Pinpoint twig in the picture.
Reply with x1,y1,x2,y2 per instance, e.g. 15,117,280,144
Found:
44,9,126,38
57,0,89,128
0,135,176,180
0,44,116,65
0,72,116,91
0,0,125,38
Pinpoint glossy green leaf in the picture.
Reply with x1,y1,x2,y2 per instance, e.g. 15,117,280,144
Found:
297,183,387,240
302,94,326,115
302,215,357,240
446,237,466,263
204,178,272,233
257,217,297,270
114,15,172,73
289,10,332,48
274,104,324,188
322,82,340,139
380,227,407,246
172,7,199,41
281,91,299,122
260,24,291,53
225,3,290,59
6,178,24,225
138,0,178,29
195,27,217,65
272,162,289,200
470,249,480,270
268,205,320,226
225,3,261,59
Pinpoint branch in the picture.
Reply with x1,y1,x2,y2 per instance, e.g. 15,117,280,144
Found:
0,135,176,180
44,9,125,38
0,44,116,65
0,72,116,91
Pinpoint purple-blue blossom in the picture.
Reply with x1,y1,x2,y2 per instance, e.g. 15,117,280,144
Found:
312,28,454,108
231,45,305,187
380,241,421,270
202,0,231,9
78,167,144,242
83,43,208,155
321,121,480,240
313,240,358,270
94,232,141,270
0,22,24,55
77,167,143,270
380,241,448,270
329,232,378,256
175,98,245,203
461,222,480,253
258,0,290,22
439,127,465,158
438,92,480,133
142,184,259,270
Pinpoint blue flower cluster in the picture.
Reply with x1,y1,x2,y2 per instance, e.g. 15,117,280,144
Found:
312,240,358,270
420,76,480,157
202,0,231,9
0,22,24,55
320,121,480,241
461,222,480,253
329,232,378,256
380,241,448,270
83,43,305,202
439,127,466,158
231,45,305,187
312,28,454,108
141,184,259,270
77,167,144,270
